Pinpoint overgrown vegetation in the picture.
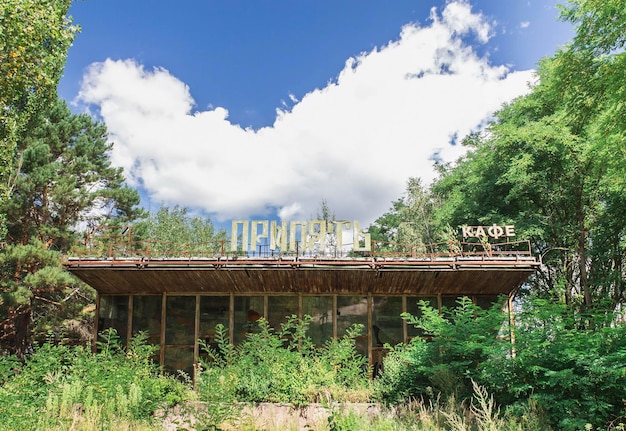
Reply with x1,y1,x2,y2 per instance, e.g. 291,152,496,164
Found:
0,330,188,430
0,313,553,430
376,297,626,430
197,317,370,407
8,305,623,430
2,0,626,429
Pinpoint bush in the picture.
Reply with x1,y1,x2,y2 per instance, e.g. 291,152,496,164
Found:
196,316,371,408
0,329,189,429
375,297,509,403
497,299,626,430
375,296,626,430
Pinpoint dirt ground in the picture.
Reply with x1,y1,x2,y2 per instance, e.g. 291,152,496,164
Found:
161,402,384,431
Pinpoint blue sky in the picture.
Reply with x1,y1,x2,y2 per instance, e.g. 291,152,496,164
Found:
58,0,573,226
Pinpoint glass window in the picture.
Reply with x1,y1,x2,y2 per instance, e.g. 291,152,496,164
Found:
267,296,298,332
442,296,480,322
406,296,437,339
337,296,368,356
441,296,461,314
475,295,502,310
303,296,333,346
98,295,128,345
132,295,162,345
165,296,196,346
372,296,402,347
164,347,194,379
199,296,230,350
234,296,264,344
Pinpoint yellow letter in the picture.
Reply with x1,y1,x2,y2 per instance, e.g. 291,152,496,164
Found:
331,220,351,251
250,220,269,253
289,221,308,253
231,220,249,252
352,221,371,251
308,220,327,251
270,220,288,251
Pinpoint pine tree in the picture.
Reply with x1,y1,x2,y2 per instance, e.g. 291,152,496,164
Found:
0,99,144,355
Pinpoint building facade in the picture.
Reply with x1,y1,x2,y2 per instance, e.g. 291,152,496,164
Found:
64,221,538,376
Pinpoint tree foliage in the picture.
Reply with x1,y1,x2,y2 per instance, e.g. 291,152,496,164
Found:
499,299,626,430
378,298,626,430
372,4,626,425
0,0,77,237
429,0,626,308
368,178,441,253
0,99,143,355
133,205,227,256
6,99,143,249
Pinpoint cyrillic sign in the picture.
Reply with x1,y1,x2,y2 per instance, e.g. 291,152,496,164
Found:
231,220,371,253
461,224,515,239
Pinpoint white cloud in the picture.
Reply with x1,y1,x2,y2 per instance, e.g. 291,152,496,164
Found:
438,1,492,43
278,202,303,220
520,21,531,29
77,1,533,226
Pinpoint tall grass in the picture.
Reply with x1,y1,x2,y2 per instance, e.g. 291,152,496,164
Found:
3,306,613,430
0,330,188,430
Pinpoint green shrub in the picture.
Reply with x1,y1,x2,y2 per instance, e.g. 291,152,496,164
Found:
0,329,189,429
372,337,430,404
375,297,509,404
496,299,626,430
197,316,372,409
376,296,626,430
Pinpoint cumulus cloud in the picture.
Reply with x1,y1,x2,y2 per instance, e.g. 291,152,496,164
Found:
77,0,533,225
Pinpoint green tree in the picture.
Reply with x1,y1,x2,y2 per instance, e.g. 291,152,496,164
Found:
432,48,625,308
499,298,626,430
139,205,227,256
557,0,626,306
0,0,77,238
436,88,581,300
556,0,626,148
368,178,441,254
367,198,404,246
0,99,143,356
378,298,626,430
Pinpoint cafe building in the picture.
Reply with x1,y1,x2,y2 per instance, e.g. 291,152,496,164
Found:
63,220,539,377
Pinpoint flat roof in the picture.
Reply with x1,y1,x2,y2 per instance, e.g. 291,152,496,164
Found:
64,255,539,296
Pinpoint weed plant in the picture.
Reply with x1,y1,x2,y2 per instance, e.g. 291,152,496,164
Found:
375,296,626,430
0,329,188,430
194,315,371,429
197,315,371,404
3,300,625,430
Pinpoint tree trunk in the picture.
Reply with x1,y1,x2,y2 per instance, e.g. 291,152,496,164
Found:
578,224,591,307
14,306,31,359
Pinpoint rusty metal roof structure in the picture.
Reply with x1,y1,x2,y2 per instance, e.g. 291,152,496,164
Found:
64,240,539,296
62,233,540,296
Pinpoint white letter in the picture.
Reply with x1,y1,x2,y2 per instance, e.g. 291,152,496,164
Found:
462,226,473,237
505,225,516,237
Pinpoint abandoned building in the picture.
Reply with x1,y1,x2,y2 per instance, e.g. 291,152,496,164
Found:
63,220,539,377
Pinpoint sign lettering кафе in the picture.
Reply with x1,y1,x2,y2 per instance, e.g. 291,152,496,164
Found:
462,224,516,240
